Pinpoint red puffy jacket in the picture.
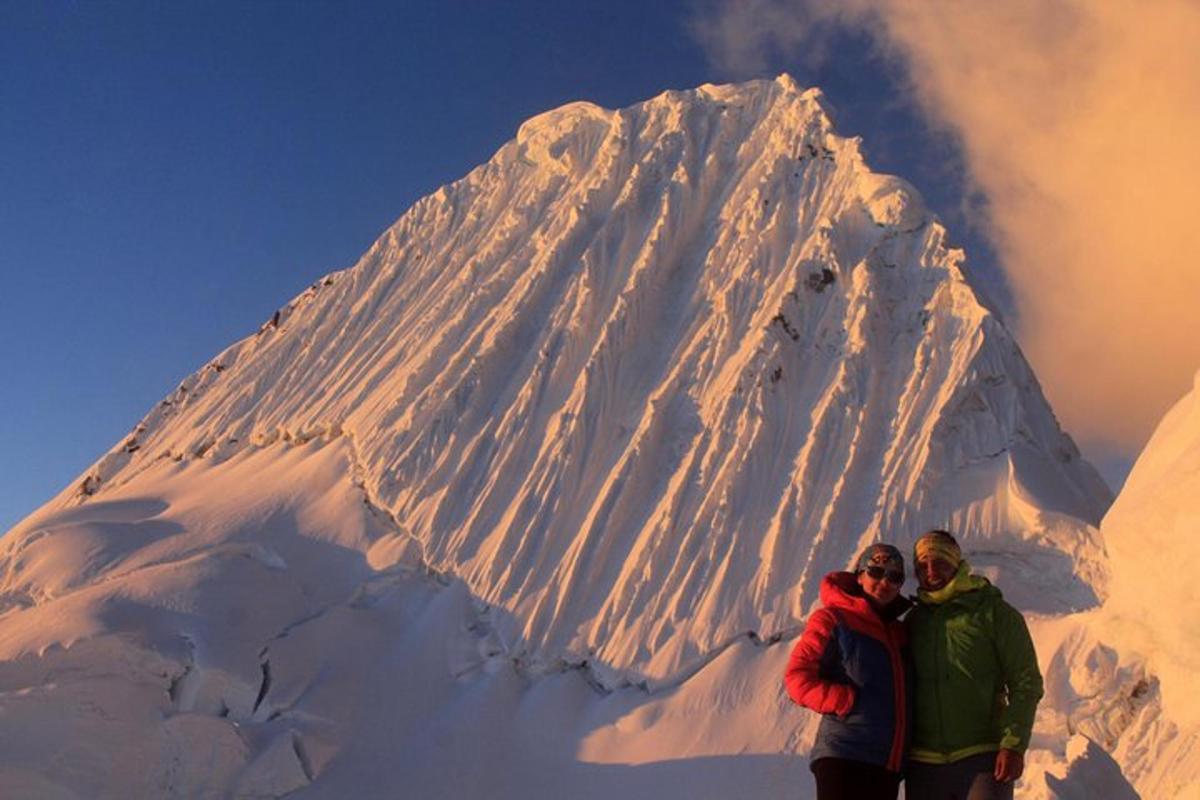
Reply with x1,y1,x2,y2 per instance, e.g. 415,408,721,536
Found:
784,571,911,772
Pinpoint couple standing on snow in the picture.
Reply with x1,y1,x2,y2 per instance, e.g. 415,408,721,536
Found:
785,530,1044,800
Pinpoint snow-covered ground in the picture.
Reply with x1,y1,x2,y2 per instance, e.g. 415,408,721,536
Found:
0,76,1187,797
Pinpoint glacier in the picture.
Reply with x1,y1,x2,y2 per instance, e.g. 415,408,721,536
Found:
0,75,1183,798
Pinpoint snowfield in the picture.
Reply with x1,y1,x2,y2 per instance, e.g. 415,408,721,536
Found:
0,76,1190,798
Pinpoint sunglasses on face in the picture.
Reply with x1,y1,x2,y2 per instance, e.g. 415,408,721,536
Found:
865,566,904,584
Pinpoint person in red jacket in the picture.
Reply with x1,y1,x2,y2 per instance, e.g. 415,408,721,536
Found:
784,543,912,800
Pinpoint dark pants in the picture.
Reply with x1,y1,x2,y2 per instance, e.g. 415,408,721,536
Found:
811,757,901,800
905,752,1014,800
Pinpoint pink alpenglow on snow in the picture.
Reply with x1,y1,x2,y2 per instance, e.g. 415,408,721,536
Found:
0,77,1171,798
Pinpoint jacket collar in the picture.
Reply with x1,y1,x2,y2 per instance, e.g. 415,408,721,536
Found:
917,560,990,605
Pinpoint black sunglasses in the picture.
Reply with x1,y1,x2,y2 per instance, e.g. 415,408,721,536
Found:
865,566,904,584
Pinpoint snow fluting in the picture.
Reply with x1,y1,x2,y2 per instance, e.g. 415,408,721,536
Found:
0,75,1166,798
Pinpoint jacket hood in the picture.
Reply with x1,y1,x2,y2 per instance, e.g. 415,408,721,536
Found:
821,571,911,621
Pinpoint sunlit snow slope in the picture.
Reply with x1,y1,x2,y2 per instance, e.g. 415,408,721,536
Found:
1092,370,1200,797
0,76,1125,798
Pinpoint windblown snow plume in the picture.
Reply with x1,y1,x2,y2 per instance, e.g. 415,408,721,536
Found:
0,77,1127,798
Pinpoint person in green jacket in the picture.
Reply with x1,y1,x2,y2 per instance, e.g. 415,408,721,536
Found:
905,530,1044,800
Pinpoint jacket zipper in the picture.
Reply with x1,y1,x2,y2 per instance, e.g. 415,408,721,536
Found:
935,604,947,755
886,624,906,771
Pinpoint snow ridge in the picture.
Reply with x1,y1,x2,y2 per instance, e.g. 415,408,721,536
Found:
1094,369,1200,795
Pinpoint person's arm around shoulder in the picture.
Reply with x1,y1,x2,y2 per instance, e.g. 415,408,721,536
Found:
784,607,854,717
991,599,1045,782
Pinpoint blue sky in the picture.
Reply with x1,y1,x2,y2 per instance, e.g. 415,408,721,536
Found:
0,1,1016,532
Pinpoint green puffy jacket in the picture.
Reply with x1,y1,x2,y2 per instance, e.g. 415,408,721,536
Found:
906,563,1044,764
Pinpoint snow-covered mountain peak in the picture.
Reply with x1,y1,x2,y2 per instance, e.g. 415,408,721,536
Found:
694,73,829,112
511,76,844,188
0,76,1152,798
13,77,1109,686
